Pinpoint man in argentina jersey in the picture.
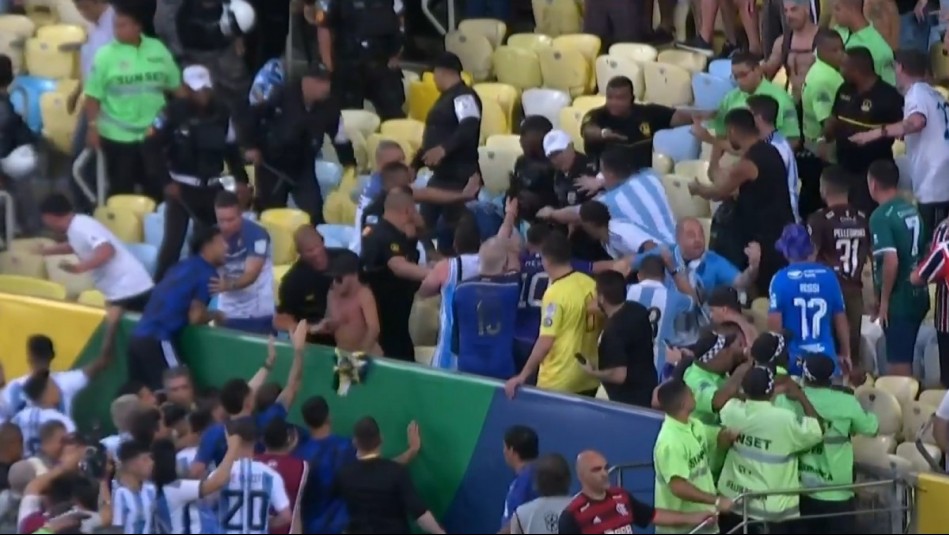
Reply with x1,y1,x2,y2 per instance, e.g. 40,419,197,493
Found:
113,441,159,535
626,255,695,375
218,420,292,534
2,305,120,419
12,372,76,456
418,215,483,370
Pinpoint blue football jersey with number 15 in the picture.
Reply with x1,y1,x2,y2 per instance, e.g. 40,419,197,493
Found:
768,261,845,374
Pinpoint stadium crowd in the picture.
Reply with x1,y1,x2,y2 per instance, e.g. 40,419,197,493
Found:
2,0,949,533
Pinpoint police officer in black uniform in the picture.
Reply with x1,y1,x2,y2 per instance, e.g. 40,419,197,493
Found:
415,52,482,255
242,63,356,225
147,65,250,281
0,54,39,235
312,0,405,120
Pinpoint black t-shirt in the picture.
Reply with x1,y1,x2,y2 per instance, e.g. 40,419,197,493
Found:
896,0,918,14
360,218,420,359
832,79,903,175
332,457,428,534
554,152,598,208
512,154,558,209
737,141,795,244
582,104,675,168
598,302,658,407
276,249,348,344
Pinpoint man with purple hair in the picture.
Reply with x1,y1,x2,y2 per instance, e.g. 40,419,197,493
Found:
767,223,853,378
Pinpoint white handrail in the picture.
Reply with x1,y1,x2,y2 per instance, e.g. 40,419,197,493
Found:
422,0,456,35
72,148,107,207
0,191,15,250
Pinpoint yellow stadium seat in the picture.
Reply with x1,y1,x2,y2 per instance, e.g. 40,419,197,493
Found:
902,400,935,442
674,159,711,184
77,288,106,308
853,435,897,466
478,146,519,195
0,250,47,279
322,190,357,226
657,49,708,74
895,441,940,472
366,134,414,167
652,153,673,174
484,134,523,153
407,80,440,122
24,0,59,26
642,62,693,107
558,106,585,151
935,86,949,100
931,42,949,82
538,46,591,97
506,32,553,51
532,0,582,37
856,385,903,437
7,237,55,254
572,95,606,116
380,118,425,153
401,69,420,114
40,90,80,154
479,99,509,141
772,67,789,91
875,376,920,407
25,35,79,79
272,263,291,304
48,0,86,27
0,14,37,39
492,46,543,90
414,345,436,365
93,206,143,243
552,33,601,64
43,254,94,299
609,42,659,62
445,31,494,82
260,207,309,232
36,22,85,42
919,389,947,407
106,194,156,219
661,174,711,219
892,139,906,156
261,220,297,265
458,18,507,49
410,295,440,347
0,274,67,301
594,55,645,99
473,82,519,133
348,130,371,173
340,109,381,139
748,297,770,332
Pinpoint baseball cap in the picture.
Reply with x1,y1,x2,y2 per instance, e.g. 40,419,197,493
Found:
327,250,360,278
303,62,332,80
707,286,741,311
802,353,835,384
432,52,464,73
543,130,572,157
183,65,213,91
684,330,736,363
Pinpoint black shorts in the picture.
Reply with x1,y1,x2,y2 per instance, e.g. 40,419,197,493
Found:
127,335,182,391
109,290,152,313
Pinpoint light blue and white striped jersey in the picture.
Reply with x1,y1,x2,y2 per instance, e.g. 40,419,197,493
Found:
218,458,290,535
1,369,88,419
432,254,481,370
101,432,132,460
626,279,695,376
12,407,76,456
249,59,285,105
767,131,800,222
604,220,661,259
113,481,158,534
177,447,198,476
155,479,221,534
595,170,676,244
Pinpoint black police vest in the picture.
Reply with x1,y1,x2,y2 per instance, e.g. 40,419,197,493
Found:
339,0,400,54
167,106,232,181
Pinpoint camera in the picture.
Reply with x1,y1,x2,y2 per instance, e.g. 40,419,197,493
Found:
78,444,108,481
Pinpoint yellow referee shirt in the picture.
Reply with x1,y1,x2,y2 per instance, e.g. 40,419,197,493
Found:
538,271,601,393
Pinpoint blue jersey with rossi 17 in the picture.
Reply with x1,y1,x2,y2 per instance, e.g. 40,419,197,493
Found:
218,220,274,320
515,252,592,344
293,434,356,534
769,261,845,374
453,273,521,380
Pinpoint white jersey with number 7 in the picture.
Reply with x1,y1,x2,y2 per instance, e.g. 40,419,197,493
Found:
218,458,291,534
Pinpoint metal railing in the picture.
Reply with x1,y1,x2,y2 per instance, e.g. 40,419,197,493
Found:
422,0,456,35
0,191,15,250
72,147,107,208
608,461,654,489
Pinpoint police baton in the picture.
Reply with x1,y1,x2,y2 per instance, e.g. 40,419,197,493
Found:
258,160,298,196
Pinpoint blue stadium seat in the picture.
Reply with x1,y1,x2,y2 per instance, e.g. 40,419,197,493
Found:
9,75,58,133
692,72,735,111
125,242,158,276
143,212,164,249
652,125,700,163
708,59,732,80
314,160,343,199
317,224,355,248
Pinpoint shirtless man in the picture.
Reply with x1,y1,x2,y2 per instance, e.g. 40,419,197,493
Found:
763,0,819,102
311,251,382,354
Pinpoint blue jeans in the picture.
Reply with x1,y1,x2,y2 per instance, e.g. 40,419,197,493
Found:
223,316,275,335
900,11,932,53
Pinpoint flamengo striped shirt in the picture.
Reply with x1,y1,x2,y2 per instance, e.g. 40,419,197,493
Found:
917,219,949,332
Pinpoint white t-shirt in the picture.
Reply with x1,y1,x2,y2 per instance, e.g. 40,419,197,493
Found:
157,479,222,533
1,369,89,419
67,214,154,301
218,458,290,534
604,220,659,259
11,407,76,456
113,482,158,534
100,432,131,460
177,447,198,476
904,82,949,204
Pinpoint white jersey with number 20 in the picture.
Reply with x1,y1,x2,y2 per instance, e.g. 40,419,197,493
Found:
904,82,949,204
218,458,290,534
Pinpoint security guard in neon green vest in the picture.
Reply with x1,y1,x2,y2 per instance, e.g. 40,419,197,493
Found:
679,331,753,478
749,331,801,413
796,353,879,534
717,366,824,533
654,379,735,534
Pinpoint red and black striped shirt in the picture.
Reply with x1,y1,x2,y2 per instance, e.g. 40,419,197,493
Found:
558,487,655,534
916,219,949,332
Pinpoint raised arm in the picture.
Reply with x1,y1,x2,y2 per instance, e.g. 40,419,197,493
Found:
275,321,307,408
